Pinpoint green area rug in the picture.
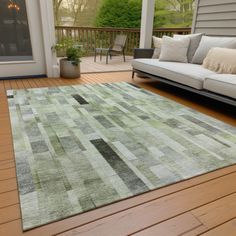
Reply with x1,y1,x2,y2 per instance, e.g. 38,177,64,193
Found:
7,82,236,230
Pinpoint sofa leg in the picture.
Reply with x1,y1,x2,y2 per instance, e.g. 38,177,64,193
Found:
94,50,97,62
132,71,135,79
106,51,109,64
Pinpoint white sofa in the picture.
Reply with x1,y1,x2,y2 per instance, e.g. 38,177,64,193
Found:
132,51,236,105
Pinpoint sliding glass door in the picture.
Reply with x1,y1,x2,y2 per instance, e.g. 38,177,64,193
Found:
0,0,33,62
0,0,46,78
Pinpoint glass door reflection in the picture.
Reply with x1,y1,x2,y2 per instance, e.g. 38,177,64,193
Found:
0,0,33,61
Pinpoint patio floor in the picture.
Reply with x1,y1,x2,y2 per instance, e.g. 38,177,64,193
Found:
0,72,236,235
80,55,133,73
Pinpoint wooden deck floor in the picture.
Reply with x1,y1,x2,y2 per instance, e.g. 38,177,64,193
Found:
80,56,132,73
0,71,236,236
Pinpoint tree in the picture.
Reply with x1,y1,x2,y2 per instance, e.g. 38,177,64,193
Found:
66,0,89,26
53,0,194,28
154,0,194,28
53,0,63,25
53,0,102,26
95,0,142,28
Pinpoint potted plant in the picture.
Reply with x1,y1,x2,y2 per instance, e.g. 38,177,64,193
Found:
53,38,83,79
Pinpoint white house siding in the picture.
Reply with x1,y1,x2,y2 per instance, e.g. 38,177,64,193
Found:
192,0,236,36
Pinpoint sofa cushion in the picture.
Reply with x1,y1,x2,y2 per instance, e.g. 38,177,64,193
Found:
203,74,236,99
191,36,236,64
174,33,204,62
159,36,190,63
132,59,215,89
152,36,162,59
203,47,236,74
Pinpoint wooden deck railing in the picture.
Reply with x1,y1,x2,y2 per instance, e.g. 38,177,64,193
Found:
55,26,191,56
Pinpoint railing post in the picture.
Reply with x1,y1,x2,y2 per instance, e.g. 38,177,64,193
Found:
139,0,155,48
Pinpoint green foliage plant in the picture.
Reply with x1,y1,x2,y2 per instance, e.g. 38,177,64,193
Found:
95,0,194,28
95,0,142,28
53,38,84,66
154,0,194,28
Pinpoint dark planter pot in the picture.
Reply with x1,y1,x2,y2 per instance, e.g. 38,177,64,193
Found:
60,58,80,79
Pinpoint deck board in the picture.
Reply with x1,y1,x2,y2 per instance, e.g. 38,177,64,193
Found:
200,218,236,236
131,212,207,236
56,172,236,236
0,178,17,194
80,56,132,73
0,160,15,170
0,190,19,208
0,71,235,236
192,193,236,229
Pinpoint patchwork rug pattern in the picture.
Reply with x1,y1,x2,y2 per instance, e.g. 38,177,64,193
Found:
7,82,236,230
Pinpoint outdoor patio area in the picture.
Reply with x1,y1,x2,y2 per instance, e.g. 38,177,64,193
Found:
80,55,133,73
1,71,236,236
1,0,236,235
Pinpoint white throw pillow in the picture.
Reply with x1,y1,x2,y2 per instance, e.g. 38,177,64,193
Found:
159,36,190,63
174,33,204,62
202,47,236,74
152,36,162,59
192,36,236,64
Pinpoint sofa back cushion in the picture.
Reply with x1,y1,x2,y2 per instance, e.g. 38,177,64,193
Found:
174,33,204,62
159,36,190,63
191,36,236,64
152,36,162,59
202,47,236,74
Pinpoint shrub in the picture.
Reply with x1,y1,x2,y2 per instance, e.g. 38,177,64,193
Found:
95,0,142,28
53,38,84,65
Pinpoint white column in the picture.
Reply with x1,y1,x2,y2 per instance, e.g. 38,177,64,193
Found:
139,0,155,48
39,0,59,78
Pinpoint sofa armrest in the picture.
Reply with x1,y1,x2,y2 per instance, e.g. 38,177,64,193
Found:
133,48,154,59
